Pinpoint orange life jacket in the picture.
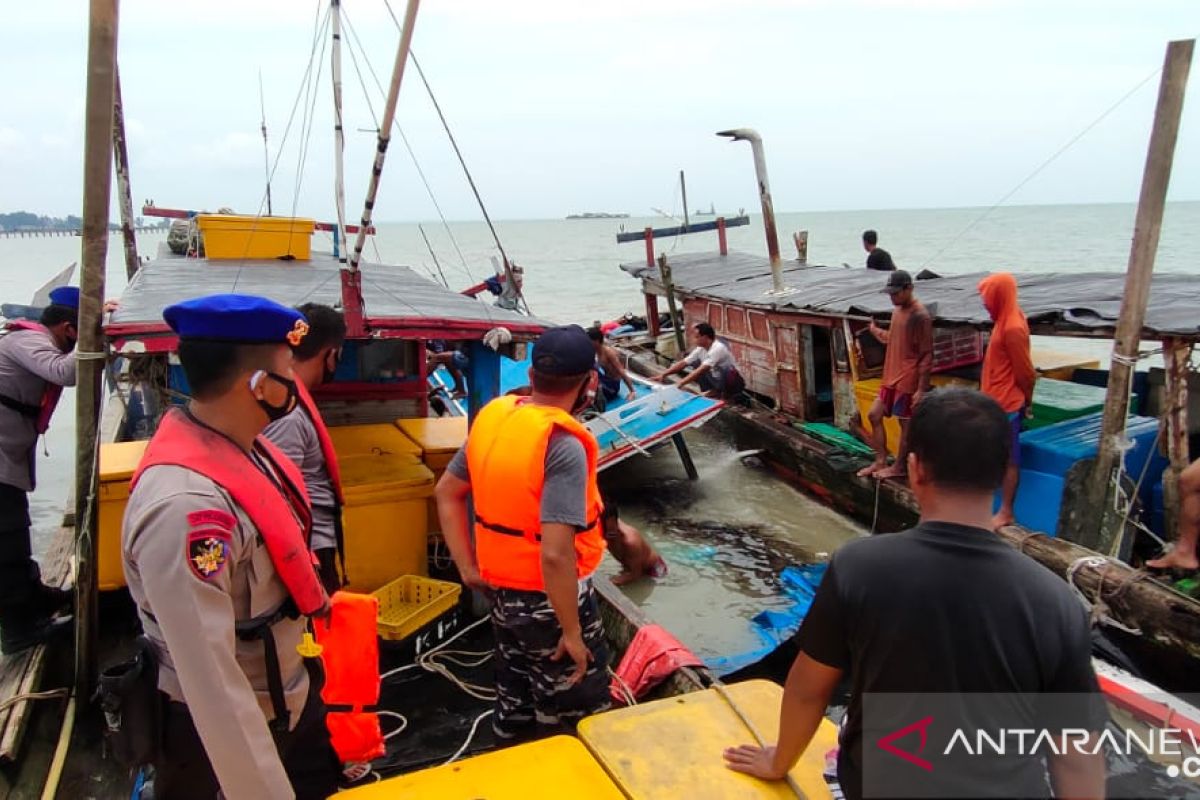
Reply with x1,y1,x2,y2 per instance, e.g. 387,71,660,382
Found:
294,379,344,505
1,321,64,434
131,408,327,616
314,591,384,763
466,395,605,592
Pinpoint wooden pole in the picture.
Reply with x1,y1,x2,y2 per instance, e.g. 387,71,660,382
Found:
717,217,728,256
680,170,690,231
111,66,139,280
794,230,809,263
1072,39,1193,555
1162,337,1193,539
658,254,686,356
76,0,119,709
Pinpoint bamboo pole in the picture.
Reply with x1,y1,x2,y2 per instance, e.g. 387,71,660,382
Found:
111,66,139,280
680,169,690,231
1162,337,1193,539
330,0,348,263
1072,39,1193,554
75,0,119,708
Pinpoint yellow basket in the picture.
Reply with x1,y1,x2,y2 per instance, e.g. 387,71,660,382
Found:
373,575,462,641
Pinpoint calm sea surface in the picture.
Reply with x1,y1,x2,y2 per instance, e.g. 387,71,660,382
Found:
2,201,1196,661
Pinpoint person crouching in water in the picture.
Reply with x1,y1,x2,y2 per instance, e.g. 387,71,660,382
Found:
601,499,666,586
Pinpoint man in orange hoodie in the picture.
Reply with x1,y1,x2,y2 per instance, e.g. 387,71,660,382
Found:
978,273,1036,530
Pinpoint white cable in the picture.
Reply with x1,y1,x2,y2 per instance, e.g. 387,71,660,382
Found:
377,710,409,741
443,710,494,766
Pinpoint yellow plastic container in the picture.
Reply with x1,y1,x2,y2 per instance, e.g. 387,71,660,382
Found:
334,735,624,799
373,574,462,641
329,423,423,462
1031,348,1101,381
853,378,902,457
195,214,314,261
395,416,467,473
578,679,838,800
97,440,150,591
340,455,434,592
395,417,467,534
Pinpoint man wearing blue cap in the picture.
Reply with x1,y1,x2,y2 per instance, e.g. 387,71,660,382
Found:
436,324,612,743
122,294,338,800
0,286,80,653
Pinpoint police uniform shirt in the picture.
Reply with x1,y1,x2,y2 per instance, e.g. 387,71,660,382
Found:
122,463,309,800
0,327,76,491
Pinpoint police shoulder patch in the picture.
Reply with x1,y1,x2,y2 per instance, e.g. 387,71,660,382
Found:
186,528,231,582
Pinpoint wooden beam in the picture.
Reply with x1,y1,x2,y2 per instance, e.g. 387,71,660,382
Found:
658,254,686,356
111,66,139,280
1072,39,1193,554
1163,337,1193,538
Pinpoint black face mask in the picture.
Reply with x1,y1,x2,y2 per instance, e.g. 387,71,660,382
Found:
255,371,299,422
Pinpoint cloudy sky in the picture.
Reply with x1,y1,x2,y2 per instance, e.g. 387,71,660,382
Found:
1,0,1196,221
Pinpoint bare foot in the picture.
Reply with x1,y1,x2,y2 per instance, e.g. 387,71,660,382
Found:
857,461,886,478
875,464,907,480
611,570,637,586
991,511,1016,531
1146,549,1200,572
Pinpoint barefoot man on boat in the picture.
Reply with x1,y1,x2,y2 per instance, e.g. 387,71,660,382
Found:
857,270,932,480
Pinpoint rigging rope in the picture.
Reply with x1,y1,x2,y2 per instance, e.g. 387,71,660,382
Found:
920,65,1163,271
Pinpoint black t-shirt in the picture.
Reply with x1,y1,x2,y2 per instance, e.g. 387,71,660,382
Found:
866,248,896,271
797,522,1102,800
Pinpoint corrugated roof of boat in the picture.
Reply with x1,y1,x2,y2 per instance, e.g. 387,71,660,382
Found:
108,249,553,337
621,251,1200,338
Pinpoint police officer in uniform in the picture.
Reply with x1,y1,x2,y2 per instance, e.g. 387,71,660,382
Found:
122,294,339,800
436,325,611,743
0,286,80,653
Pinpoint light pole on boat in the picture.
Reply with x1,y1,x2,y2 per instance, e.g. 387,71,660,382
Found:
76,0,120,705
716,128,785,294
344,0,421,336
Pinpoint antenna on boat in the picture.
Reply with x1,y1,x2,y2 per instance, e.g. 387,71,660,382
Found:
717,128,786,295
330,0,348,262
259,70,272,216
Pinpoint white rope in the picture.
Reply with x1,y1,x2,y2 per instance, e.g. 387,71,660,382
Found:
443,710,494,766
1065,556,1143,636
608,667,637,707
380,615,497,699
75,351,108,361
377,710,408,741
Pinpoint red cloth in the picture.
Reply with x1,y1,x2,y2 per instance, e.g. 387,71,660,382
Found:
611,624,702,703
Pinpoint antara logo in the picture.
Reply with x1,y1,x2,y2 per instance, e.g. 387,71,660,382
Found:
877,716,935,772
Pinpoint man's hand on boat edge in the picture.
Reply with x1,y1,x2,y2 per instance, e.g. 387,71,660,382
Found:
722,744,788,780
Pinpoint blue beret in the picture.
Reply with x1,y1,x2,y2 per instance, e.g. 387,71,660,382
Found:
163,294,309,345
532,325,595,376
48,286,80,309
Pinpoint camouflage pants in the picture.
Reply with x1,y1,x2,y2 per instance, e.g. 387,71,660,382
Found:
490,580,611,742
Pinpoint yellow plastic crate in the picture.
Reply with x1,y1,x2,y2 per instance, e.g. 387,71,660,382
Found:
329,422,423,462
334,736,624,799
98,440,150,591
395,416,466,473
373,575,461,641
340,455,434,591
195,214,314,260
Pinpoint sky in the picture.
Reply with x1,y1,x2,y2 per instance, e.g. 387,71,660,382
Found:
0,0,1196,222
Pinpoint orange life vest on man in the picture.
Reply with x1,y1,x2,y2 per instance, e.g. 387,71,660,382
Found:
466,394,605,592
132,408,327,616
1,321,64,434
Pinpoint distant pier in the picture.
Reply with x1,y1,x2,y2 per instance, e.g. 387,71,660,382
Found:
0,226,166,238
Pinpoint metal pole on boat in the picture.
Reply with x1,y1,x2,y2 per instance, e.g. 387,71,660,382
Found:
111,66,139,280
344,0,420,335
717,128,784,294
330,0,348,263
1071,39,1193,556
76,0,120,706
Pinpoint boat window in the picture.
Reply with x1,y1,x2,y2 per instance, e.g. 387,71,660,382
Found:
725,306,748,339
749,311,769,343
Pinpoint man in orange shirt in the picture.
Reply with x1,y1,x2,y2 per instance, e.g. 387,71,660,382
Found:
858,271,933,480
978,272,1036,529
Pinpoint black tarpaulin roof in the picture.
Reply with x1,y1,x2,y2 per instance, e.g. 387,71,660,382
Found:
622,251,1200,338
108,251,552,339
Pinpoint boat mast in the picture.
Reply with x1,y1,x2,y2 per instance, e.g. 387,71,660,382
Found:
259,71,273,216
1072,39,1194,556
717,128,784,294
343,0,420,335
76,0,119,705
330,0,348,261
680,170,689,231
111,66,139,279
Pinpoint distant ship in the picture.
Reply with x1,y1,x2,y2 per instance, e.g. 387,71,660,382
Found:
694,203,716,217
566,212,630,219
